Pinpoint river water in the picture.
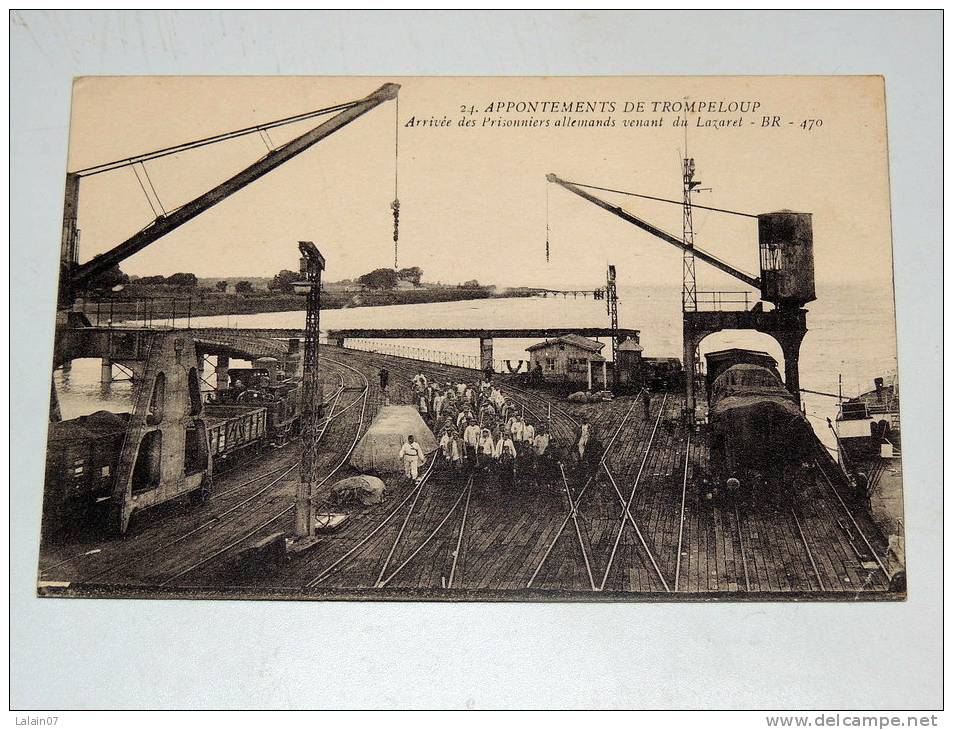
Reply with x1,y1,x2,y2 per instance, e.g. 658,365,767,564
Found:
53,282,898,451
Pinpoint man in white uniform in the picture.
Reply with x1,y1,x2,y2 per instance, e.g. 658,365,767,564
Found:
398,435,426,483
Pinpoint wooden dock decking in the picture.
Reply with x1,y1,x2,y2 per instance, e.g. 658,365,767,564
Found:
267,350,898,599
39,346,901,601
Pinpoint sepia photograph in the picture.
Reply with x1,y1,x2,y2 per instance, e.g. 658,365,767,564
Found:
10,9,942,714
38,75,905,601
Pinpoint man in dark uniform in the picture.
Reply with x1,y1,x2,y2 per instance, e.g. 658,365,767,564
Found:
532,362,544,386
379,367,389,401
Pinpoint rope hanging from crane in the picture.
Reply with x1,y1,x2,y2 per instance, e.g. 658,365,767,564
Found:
391,95,400,269
545,180,550,263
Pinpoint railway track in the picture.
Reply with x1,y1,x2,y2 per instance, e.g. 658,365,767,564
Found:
514,385,678,593
454,376,687,591
680,443,891,595
43,344,899,598
445,383,581,591
38,363,354,579
324,348,676,593
526,400,637,589
55,358,368,586
40,361,360,582
376,475,474,589
791,507,825,590
598,397,671,592
289,351,585,592
274,348,896,597
303,456,441,588
673,432,691,592
158,358,373,586
733,505,752,592
812,453,893,588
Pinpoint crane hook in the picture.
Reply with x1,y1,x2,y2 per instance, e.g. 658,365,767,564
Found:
391,198,400,268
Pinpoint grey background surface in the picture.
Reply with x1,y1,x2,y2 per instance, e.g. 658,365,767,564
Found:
10,10,942,709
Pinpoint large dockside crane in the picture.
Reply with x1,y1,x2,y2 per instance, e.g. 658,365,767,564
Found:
53,83,401,537
58,82,401,308
546,170,816,415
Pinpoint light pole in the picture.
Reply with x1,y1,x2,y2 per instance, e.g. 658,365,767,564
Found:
287,241,347,553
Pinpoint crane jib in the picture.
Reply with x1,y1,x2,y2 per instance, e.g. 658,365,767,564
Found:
546,173,761,291
68,83,400,292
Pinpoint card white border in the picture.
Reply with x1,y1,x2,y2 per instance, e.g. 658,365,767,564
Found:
9,10,943,709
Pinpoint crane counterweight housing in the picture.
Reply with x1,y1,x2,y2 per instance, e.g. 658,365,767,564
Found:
757,211,816,309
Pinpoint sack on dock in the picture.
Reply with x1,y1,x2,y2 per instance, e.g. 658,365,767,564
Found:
350,405,437,474
330,475,386,506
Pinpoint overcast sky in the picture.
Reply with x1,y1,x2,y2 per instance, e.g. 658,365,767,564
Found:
66,76,894,292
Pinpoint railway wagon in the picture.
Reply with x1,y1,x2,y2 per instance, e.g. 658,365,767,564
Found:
42,411,129,536
44,361,301,535
204,404,268,466
642,357,684,391
44,403,268,535
708,360,816,496
208,366,302,445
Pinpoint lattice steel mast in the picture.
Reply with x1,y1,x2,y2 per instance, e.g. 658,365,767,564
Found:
606,264,620,388
289,240,334,551
682,157,700,314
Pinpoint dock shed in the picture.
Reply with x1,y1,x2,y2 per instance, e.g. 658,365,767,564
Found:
526,334,608,389
616,337,645,387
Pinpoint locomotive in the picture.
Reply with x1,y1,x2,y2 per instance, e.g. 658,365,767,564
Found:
43,357,302,536
705,348,816,497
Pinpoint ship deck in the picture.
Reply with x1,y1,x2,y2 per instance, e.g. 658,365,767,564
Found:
38,346,902,601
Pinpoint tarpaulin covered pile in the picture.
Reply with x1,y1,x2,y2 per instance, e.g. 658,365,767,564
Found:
349,405,437,474
330,475,386,506
710,365,815,471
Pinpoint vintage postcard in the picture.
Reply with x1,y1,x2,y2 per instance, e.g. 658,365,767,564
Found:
38,76,904,601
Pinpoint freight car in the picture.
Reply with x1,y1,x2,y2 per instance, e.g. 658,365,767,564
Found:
42,410,129,535
43,403,264,535
706,350,816,498
205,362,302,446
43,363,301,535
641,357,684,392
204,404,269,467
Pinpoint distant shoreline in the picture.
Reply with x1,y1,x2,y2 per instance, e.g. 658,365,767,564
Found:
80,285,548,324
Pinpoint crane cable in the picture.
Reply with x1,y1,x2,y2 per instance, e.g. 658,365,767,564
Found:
545,180,550,263
391,95,400,269
257,128,274,152
546,175,760,281
131,164,159,218
560,178,758,219
139,162,166,215
73,99,360,178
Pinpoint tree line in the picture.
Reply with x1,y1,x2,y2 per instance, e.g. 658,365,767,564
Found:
85,263,485,297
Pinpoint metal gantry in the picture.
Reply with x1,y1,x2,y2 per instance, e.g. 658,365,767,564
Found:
295,241,326,541
681,157,700,314
606,264,620,388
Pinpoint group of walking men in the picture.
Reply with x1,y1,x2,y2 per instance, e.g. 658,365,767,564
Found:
393,368,594,489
